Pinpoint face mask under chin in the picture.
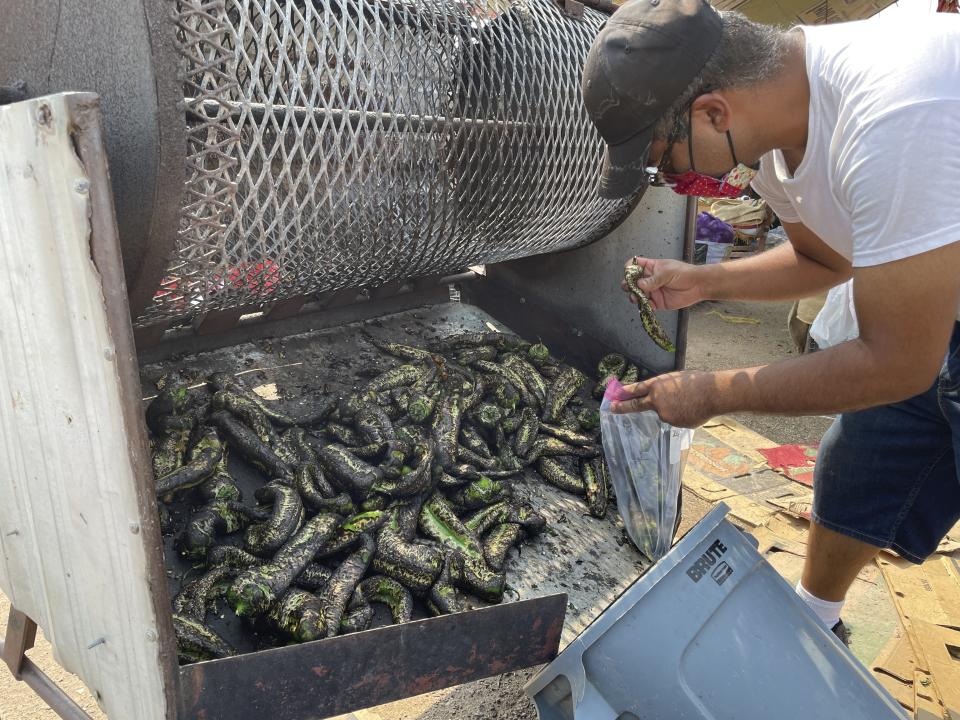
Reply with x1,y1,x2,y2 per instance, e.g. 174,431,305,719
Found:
662,162,758,198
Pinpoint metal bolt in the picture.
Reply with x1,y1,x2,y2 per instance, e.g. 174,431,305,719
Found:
650,0,660,5
74,179,90,194
519,297,526,304
920,677,931,687
145,630,158,642
103,348,114,361
129,522,140,535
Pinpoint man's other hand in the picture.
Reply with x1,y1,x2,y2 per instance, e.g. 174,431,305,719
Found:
609,371,718,428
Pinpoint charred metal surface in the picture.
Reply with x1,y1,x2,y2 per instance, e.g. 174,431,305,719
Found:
0,1,184,318
137,285,450,365
483,190,688,376
462,280,654,382
177,594,565,720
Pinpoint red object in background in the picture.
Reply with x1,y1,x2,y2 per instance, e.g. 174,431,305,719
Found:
153,259,280,306
758,444,819,487
938,0,958,12
224,259,279,294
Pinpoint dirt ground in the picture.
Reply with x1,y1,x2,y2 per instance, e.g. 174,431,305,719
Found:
0,299,828,720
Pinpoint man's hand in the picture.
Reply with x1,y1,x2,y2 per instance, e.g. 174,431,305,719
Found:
621,257,705,310
609,371,719,428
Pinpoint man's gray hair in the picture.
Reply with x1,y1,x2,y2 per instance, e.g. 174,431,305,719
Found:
654,12,789,142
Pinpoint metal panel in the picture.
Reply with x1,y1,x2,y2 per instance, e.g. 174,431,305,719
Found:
177,595,566,720
0,93,171,720
0,0,185,318
483,189,693,376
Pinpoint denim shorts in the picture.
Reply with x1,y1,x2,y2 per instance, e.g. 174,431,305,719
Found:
813,323,960,564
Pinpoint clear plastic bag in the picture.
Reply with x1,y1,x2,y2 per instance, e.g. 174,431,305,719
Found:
810,280,859,349
600,378,692,561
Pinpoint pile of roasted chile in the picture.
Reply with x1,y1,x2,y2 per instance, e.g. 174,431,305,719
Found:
148,331,643,663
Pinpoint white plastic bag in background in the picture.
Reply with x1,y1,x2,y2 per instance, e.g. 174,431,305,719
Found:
810,280,859,349
600,379,693,561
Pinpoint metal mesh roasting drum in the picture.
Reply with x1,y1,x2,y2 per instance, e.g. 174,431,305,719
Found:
156,0,634,324
1,0,635,326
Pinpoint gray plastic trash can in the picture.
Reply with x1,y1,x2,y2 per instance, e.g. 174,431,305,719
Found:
525,503,907,720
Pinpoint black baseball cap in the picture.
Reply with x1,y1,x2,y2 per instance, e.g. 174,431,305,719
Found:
582,0,723,199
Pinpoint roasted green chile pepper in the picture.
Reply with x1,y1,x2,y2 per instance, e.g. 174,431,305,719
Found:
155,428,223,497
325,421,361,446
316,533,375,639
244,481,305,556
198,457,242,502
527,342,551,367
176,500,251,558
525,436,601,463
345,575,414,630
318,443,383,495
207,372,299,425
152,424,193,479
624,262,675,353
582,457,609,518
445,476,511,511
173,614,235,663
512,407,540,458
459,425,493,459
364,364,424,394
536,457,586,496
538,423,595,447
229,512,340,616
577,408,601,432
210,410,291,479
431,393,463,468
542,366,587,423
212,390,279,446
315,511,388,558
371,442,436,497
146,375,191,435
427,554,464,616
502,354,548,408
483,523,524,572
294,463,356,515
268,588,326,642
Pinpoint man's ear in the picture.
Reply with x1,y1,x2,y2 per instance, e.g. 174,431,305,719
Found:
691,93,732,133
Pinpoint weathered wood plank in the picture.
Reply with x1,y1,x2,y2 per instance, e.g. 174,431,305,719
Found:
0,94,168,719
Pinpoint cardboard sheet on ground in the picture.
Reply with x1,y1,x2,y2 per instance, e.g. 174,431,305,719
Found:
878,555,960,719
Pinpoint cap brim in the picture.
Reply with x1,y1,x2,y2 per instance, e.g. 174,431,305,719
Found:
598,127,654,200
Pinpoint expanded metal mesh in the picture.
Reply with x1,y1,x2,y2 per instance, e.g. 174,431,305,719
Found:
141,0,634,325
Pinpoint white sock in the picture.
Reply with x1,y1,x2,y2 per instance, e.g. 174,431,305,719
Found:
795,581,844,629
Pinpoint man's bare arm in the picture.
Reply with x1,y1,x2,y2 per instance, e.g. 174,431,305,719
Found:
630,222,851,310
614,241,960,425
701,221,852,302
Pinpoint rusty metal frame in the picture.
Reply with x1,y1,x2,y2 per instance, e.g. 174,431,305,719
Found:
177,595,566,719
66,93,181,718
1,607,93,720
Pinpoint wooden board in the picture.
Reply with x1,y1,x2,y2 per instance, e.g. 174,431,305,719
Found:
0,94,168,718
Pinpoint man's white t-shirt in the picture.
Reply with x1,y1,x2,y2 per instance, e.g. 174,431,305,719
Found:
751,13,960,310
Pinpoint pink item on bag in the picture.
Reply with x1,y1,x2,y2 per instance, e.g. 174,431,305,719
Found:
603,377,633,403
